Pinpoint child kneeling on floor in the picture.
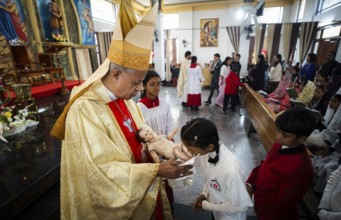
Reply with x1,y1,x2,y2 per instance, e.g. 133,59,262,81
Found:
181,118,253,220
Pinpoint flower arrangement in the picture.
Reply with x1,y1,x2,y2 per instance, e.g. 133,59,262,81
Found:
52,33,67,42
0,104,38,142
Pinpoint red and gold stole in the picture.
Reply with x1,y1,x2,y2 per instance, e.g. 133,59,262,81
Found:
108,99,164,219
108,99,144,163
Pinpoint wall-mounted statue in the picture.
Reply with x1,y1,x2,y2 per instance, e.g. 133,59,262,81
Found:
48,0,62,36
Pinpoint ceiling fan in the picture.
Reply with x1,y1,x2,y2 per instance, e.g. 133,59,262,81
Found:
240,0,265,36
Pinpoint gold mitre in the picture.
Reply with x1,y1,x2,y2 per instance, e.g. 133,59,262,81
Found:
50,1,158,140
108,0,158,71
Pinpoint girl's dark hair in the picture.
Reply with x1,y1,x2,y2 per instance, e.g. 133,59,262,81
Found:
222,56,232,66
274,54,283,67
315,84,327,93
191,56,197,64
181,118,220,164
140,70,161,99
258,54,265,65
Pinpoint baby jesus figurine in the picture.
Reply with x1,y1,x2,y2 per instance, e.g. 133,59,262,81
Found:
136,125,192,162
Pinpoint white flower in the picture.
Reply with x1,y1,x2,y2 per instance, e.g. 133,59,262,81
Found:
7,118,13,122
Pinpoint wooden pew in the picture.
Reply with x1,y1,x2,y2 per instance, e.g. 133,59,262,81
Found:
241,84,319,218
241,84,277,152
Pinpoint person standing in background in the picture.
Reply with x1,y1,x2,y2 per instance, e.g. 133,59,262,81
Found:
137,70,178,212
299,53,317,81
216,57,232,108
248,54,266,91
205,53,222,105
231,54,242,77
138,70,175,141
187,56,204,111
318,51,339,80
177,51,192,107
267,54,283,93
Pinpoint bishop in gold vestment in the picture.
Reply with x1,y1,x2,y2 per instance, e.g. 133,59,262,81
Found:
49,1,186,219
60,79,171,219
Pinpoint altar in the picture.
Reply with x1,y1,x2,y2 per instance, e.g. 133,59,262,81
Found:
0,95,69,219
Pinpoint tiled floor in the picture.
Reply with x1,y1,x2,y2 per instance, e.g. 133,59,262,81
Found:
158,86,266,219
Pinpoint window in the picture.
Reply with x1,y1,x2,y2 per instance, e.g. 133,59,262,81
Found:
251,7,283,24
322,26,341,38
163,14,178,29
297,0,306,21
90,0,116,25
316,0,341,14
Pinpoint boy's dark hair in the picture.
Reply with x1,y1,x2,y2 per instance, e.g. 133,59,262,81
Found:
214,53,220,58
275,108,317,138
141,70,161,98
191,56,197,64
181,118,220,164
136,128,148,143
185,51,191,57
236,54,241,58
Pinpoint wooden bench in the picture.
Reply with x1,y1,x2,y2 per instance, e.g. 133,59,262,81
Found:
241,84,277,152
241,84,319,218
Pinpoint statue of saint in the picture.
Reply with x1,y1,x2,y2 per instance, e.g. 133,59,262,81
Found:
48,0,62,35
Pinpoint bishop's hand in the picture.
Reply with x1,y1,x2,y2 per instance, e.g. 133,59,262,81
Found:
157,159,193,179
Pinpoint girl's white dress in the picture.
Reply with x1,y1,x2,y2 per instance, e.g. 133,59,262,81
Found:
197,144,253,220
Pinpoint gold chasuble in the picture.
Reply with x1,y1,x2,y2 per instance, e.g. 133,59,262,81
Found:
50,0,172,219
61,81,171,219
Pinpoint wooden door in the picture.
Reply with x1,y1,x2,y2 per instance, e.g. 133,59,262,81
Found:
316,39,339,67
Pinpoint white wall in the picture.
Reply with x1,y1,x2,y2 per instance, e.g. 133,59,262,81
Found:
177,4,249,75
178,11,194,63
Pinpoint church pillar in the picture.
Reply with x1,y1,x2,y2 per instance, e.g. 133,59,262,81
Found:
26,1,43,53
59,0,76,79
154,13,165,80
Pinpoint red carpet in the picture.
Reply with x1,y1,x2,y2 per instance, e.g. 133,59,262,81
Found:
9,80,84,99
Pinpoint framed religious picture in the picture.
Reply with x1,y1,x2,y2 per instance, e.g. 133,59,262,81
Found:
0,0,29,43
200,18,219,47
73,0,95,45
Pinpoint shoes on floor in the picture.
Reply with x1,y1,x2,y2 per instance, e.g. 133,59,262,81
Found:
222,111,227,114
204,101,211,105
194,107,199,111
181,102,187,107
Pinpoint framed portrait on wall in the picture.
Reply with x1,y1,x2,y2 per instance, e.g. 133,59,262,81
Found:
200,18,219,47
